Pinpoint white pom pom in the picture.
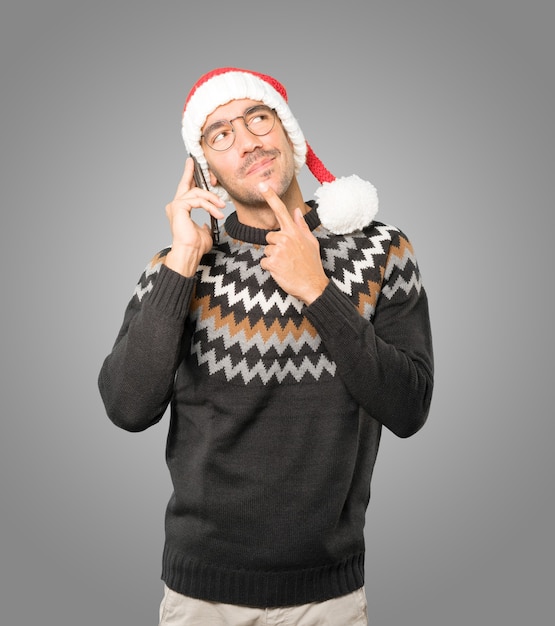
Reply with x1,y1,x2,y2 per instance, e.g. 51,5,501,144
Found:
315,175,379,235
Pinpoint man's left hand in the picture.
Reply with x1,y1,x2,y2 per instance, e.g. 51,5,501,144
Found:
259,183,329,305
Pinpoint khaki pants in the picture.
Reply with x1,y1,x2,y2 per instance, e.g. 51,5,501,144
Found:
158,584,368,625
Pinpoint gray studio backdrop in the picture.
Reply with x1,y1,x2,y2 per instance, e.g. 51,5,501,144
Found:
1,1,553,624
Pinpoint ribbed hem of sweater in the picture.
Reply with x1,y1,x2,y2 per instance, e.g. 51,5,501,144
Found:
161,545,365,608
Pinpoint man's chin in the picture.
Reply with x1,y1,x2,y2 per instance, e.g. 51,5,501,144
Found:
222,181,279,208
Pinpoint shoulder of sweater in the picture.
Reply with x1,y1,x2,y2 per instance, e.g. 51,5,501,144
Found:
149,246,171,267
317,220,410,249
131,246,172,302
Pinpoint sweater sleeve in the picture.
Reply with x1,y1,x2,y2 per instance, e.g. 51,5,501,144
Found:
304,233,434,438
98,255,196,432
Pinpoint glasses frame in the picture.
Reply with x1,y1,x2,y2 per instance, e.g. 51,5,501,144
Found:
201,105,277,151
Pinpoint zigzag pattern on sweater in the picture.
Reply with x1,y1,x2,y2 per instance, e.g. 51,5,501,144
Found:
190,240,328,385
382,233,422,299
132,222,421,386
133,250,167,301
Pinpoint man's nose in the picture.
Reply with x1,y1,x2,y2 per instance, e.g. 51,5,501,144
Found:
232,120,263,154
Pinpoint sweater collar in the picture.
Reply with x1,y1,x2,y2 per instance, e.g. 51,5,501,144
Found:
223,201,321,245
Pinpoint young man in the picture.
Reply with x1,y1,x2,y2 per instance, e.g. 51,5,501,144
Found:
98,67,434,625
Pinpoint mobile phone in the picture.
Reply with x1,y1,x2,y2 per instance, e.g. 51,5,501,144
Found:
191,155,220,245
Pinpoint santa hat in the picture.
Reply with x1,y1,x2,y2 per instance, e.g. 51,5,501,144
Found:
182,67,378,234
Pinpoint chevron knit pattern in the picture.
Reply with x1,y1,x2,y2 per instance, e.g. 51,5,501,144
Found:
133,216,421,386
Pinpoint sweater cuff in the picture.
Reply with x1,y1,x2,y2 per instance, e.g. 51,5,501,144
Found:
146,263,195,319
305,280,361,340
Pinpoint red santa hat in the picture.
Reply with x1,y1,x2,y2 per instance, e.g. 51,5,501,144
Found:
182,67,378,234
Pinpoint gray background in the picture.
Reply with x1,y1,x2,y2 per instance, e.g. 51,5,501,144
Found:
1,1,553,624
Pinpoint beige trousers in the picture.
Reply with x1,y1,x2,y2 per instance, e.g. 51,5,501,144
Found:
158,584,368,626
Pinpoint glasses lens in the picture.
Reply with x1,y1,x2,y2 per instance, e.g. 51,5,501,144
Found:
244,106,275,136
204,122,235,151
203,106,276,151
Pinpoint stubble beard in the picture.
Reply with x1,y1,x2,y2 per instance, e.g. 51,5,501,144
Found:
210,149,294,209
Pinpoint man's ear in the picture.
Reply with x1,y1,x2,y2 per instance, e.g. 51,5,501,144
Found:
209,169,219,187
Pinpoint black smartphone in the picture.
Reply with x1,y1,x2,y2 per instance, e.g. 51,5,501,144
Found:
191,155,220,245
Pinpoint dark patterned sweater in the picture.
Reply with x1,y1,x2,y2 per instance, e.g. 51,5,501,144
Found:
98,203,433,608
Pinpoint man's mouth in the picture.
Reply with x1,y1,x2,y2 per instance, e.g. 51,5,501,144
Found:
246,157,275,176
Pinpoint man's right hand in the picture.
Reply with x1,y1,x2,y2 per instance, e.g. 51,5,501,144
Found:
164,157,226,276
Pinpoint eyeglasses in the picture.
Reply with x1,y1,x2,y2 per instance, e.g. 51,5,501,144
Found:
201,105,277,151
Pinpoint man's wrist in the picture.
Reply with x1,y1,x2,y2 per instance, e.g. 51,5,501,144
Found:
301,277,330,306
164,245,202,277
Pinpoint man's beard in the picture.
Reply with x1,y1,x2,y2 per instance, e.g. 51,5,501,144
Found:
210,149,293,208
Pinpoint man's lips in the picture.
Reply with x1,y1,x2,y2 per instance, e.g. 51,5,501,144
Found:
245,157,275,176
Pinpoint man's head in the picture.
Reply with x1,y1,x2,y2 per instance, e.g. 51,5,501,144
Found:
182,67,379,234
182,69,309,200
199,97,298,210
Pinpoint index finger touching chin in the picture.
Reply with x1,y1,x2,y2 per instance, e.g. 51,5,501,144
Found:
258,182,291,225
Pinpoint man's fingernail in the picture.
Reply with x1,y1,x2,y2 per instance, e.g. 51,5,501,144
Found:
258,182,268,192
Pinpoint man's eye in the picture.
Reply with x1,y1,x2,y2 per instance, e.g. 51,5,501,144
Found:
249,113,268,125
211,129,232,144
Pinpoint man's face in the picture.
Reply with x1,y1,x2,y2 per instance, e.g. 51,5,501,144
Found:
202,99,296,208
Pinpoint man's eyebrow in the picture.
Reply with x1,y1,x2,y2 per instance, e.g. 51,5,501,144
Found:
202,119,228,136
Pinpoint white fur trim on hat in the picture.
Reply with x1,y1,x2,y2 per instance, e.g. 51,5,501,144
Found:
182,70,306,202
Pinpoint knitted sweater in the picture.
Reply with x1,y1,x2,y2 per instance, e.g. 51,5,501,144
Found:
98,203,433,608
